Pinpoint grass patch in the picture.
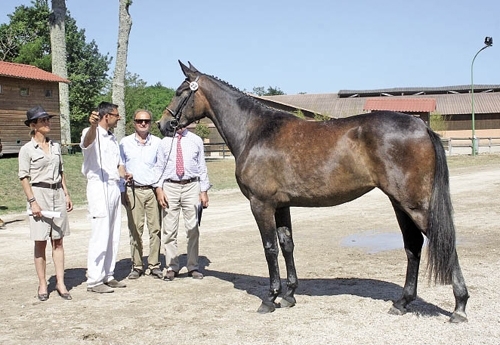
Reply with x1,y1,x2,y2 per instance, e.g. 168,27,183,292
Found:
0,154,238,215
1,153,498,215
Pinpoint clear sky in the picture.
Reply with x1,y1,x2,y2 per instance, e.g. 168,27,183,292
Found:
1,0,499,94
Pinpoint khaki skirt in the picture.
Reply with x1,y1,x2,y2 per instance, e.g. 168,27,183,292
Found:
29,186,69,241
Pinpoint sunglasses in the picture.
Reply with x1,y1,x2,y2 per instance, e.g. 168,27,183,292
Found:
134,119,152,124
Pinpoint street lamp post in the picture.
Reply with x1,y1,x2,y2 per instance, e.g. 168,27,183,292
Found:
471,36,493,155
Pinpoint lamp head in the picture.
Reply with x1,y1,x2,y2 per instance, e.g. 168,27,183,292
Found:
484,36,493,46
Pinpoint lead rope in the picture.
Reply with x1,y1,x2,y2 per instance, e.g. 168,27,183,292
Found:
153,77,200,187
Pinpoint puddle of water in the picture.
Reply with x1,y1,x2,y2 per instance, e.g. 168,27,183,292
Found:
341,230,404,253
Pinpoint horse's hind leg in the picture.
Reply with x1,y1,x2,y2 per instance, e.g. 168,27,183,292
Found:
275,207,297,308
449,252,469,323
389,207,424,315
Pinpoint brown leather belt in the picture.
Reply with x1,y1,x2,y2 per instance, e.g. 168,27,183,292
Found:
165,177,199,185
32,182,62,190
134,185,153,190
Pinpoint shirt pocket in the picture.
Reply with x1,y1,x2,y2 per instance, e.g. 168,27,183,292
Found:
30,152,46,172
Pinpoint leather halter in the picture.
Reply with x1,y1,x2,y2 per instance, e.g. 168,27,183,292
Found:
165,77,200,128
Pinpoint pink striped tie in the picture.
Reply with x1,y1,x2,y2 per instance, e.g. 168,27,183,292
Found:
176,134,184,177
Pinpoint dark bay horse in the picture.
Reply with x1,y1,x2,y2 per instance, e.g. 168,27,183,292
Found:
158,61,469,322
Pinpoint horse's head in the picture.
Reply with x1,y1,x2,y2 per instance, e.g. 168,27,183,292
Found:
157,61,209,137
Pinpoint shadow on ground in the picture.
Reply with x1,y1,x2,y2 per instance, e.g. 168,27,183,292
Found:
205,268,452,318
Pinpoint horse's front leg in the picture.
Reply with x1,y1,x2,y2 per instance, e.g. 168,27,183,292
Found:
276,207,297,308
250,200,281,313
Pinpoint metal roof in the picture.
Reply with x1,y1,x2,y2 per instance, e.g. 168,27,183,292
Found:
338,84,500,97
0,61,70,83
262,88,500,118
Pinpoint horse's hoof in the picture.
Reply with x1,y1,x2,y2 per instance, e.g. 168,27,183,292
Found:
388,305,406,316
449,311,468,323
257,301,276,313
280,296,296,308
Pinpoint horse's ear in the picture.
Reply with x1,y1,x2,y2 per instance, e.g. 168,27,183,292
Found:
187,61,199,73
179,60,198,80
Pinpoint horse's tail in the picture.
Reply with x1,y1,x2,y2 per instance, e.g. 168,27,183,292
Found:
426,128,456,285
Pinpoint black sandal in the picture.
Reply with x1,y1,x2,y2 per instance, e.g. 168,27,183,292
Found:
56,288,72,300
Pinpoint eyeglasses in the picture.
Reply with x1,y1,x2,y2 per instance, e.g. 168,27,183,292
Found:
134,119,151,124
107,112,120,117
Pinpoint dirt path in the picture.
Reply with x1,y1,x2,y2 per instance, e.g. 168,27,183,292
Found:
0,163,499,345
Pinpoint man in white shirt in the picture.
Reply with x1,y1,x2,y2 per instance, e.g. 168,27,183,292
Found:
80,102,127,293
120,109,162,279
154,127,210,280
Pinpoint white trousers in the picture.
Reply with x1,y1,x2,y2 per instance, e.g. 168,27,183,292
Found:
86,180,122,287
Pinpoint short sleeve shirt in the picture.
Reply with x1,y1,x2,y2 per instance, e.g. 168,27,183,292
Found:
18,138,63,184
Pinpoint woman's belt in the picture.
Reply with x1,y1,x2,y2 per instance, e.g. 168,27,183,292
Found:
32,182,62,189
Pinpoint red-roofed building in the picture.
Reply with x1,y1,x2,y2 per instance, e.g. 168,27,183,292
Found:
364,98,436,113
0,61,69,154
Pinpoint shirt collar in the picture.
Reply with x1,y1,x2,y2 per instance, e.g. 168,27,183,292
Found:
97,125,113,137
30,137,51,148
134,132,151,145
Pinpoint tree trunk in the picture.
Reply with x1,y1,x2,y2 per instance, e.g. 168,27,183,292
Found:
49,0,71,146
112,0,133,142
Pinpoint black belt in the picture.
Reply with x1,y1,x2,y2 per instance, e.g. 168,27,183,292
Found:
134,185,154,190
32,182,62,190
165,177,199,185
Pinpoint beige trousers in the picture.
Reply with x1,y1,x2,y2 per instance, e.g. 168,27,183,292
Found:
125,187,161,271
161,181,200,272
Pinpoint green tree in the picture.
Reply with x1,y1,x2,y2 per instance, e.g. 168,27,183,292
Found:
121,72,175,137
429,112,449,132
0,1,51,69
194,123,210,140
252,86,286,96
0,0,111,143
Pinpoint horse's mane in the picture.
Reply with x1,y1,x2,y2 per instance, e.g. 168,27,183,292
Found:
204,73,298,120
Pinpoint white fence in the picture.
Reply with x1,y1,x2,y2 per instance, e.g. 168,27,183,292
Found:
441,137,500,155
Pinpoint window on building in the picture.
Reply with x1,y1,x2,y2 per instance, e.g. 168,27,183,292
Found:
20,87,29,96
45,89,52,97
0,85,2,93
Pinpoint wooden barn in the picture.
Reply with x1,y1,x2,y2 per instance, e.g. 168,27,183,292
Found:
0,61,69,155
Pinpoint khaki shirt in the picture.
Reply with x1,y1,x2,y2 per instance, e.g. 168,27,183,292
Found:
18,138,63,184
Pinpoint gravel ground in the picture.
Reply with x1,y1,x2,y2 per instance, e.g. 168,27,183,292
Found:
0,162,498,345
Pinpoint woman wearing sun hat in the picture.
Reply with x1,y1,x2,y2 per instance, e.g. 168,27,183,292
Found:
18,105,73,301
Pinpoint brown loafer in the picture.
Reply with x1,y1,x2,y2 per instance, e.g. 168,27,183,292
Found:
188,270,204,279
164,269,179,281
128,269,143,279
87,284,114,293
151,268,163,279
105,279,126,288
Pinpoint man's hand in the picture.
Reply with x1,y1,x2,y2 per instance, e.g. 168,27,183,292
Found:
200,191,209,208
155,187,169,209
124,172,133,184
89,111,99,127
